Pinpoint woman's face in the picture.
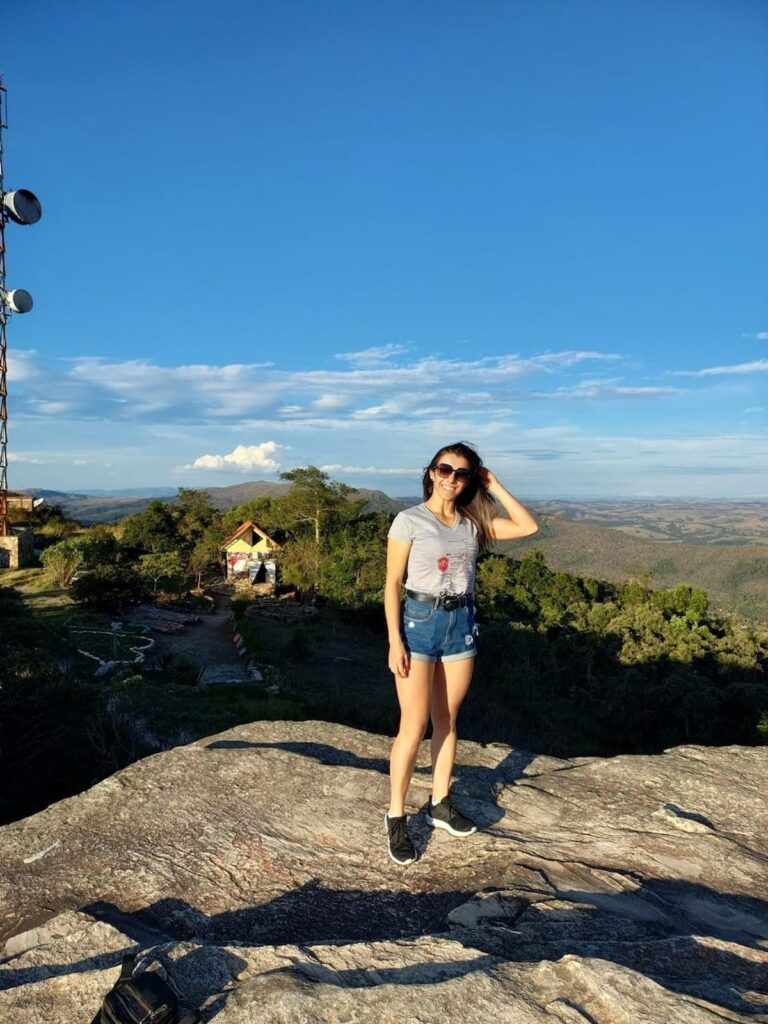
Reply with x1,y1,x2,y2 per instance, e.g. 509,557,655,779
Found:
429,452,473,501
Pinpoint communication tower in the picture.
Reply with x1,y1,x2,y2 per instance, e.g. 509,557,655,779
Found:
0,77,42,539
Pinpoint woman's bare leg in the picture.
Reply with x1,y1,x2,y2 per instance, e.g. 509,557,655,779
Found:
389,660,434,816
430,657,475,803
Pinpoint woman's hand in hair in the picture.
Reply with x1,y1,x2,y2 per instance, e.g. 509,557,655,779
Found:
479,467,502,496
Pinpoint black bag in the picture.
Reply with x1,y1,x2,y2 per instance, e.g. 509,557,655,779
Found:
92,953,201,1024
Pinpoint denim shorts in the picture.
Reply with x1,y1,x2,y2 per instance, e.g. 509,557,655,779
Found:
401,596,477,663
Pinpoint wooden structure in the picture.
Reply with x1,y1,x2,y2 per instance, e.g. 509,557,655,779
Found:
221,520,281,584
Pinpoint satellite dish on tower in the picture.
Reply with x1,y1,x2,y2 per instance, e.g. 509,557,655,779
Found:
2,189,42,225
3,288,33,313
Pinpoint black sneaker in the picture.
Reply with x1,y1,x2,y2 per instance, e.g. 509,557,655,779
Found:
384,812,416,865
426,795,478,837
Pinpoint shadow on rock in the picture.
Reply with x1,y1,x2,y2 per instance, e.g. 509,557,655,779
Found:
83,882,477,946
6,872,765,1020
449,875,768,1018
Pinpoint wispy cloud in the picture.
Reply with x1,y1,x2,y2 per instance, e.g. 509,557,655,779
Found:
672,359,768,377
335,343,410,365
546,383,686,400
7,347,636,427
320,464,418,475
8,452,45,464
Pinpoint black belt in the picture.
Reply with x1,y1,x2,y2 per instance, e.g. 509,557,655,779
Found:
405,589,472,611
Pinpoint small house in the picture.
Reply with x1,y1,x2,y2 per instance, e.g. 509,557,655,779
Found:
221,520,281,584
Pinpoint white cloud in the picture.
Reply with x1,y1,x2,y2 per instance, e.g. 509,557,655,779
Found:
182,442,283,473
6,346,647,428
320,464,418,475
534,350,621,368
545,383,686,400
335,344,410,365
673,359,768,377
311,393,346,410
6,349,41,382
8,453,45,464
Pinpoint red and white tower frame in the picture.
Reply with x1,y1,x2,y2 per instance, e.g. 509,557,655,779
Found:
0,78,42,537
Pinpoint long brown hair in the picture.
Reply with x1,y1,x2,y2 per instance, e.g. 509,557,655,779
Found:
422,441,495,551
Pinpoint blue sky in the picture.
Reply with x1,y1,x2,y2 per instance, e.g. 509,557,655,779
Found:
3,0,767,498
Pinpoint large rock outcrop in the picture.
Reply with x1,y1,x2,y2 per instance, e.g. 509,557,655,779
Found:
0,721,766,1022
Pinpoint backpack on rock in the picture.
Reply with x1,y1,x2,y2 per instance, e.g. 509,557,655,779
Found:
92,952,202,1024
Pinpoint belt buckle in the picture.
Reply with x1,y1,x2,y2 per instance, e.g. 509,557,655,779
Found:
442,594,459,611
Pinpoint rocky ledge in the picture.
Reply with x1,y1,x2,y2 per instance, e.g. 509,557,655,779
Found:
0,721,766,1022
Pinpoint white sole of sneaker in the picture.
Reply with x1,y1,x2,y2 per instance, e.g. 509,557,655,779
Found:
384,812,416,865
426,814,478,837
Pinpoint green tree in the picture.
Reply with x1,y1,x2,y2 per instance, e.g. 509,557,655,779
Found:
220,496,280,537
475,554,515,617
278,535,326,591
652,584,709,623
71,565,146,610
40,538,85,586
187,530,223,588
279,466,363,544
173,488,220,547
120,500,179,553
138,551,186,594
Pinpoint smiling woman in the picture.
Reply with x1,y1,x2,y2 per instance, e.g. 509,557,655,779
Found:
382,440,538,866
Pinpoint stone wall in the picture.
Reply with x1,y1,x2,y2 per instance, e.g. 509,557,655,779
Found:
0,527,34,569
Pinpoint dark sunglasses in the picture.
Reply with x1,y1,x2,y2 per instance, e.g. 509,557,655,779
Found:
434,463,473,482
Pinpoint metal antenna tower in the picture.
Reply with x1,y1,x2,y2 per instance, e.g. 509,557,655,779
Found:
0,78,42,538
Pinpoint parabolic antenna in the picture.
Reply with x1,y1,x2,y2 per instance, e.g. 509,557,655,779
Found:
3,189,42,225
3,289,34,313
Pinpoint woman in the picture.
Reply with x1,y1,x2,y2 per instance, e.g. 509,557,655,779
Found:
384,442,538,865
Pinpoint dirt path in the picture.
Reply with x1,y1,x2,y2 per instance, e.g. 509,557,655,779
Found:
151,596,240,670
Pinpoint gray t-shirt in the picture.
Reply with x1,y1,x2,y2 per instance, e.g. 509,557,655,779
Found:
388,503,479,595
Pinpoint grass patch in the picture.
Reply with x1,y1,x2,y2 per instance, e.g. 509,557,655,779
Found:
2,567,73,614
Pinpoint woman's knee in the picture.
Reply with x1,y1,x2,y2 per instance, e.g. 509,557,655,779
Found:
431,711,457,736
396,716,429,744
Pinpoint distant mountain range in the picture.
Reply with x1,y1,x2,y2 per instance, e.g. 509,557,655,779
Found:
18,481,405,523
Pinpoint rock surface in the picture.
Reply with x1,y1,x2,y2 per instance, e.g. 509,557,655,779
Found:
0,721,766,1022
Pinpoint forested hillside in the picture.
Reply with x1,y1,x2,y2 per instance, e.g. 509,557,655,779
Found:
505,514,768,621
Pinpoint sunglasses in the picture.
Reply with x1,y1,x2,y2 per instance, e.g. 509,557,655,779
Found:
434,463,473,482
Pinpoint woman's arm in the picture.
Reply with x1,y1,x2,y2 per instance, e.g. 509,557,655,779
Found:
481,469,539,541
385,537,412,676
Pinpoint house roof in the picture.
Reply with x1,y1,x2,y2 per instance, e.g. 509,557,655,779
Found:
221,520,281,550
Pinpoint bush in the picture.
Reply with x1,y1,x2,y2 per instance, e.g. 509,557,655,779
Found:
71,565,147,611
154,654,200,686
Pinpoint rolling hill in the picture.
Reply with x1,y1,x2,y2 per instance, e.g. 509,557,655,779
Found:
502,513,768,622
19,482,405,523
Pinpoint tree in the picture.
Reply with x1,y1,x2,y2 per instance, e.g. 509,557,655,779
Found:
279,467,363,545
138,551,186,594
173,488,220,547
475,554,515,617
120,500,179,553
40,539,85,586
220,496,280,537
71,565,146,610
187,530,223,589
277,535,326,591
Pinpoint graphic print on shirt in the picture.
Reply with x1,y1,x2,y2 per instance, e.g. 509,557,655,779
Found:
436,538,472,593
